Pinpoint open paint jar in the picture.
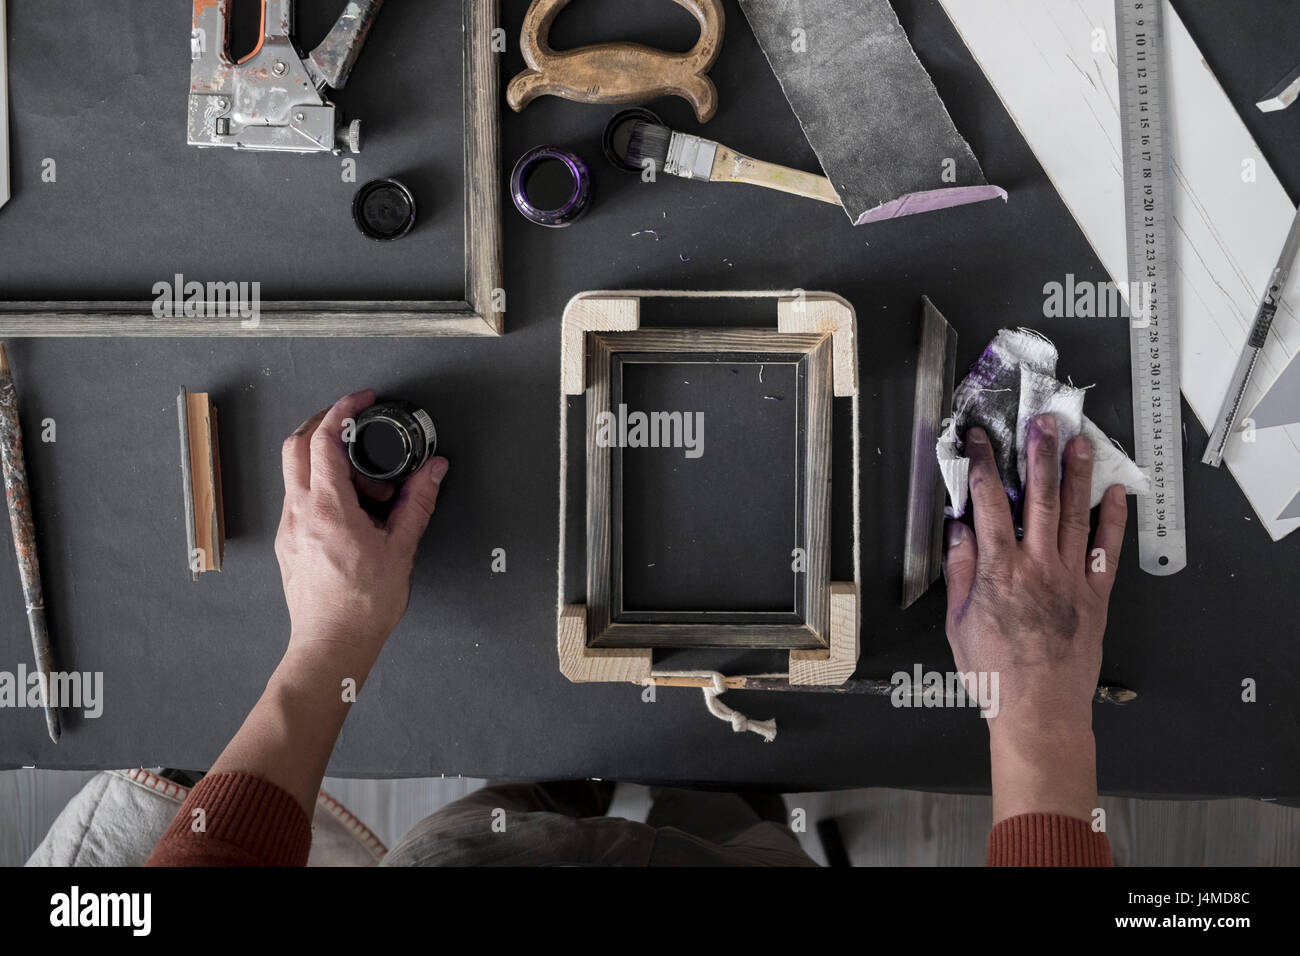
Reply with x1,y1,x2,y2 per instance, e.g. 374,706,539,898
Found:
603,107,665,173
348,400,437,483
510,146,593,227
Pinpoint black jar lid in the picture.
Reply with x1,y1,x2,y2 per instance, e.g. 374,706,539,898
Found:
353,179,418,241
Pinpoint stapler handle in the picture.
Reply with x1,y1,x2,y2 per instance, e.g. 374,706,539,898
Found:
236,0,295,65
308,0,386,90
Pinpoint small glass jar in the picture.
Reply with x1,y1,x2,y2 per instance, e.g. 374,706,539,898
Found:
348,400,437,482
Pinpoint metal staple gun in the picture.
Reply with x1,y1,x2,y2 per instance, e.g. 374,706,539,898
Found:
189,0,385,154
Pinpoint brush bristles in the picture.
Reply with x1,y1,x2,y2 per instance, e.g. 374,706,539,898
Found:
0,343,9,377
625,121,673,175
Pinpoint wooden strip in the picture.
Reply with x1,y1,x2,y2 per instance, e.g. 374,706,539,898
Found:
585,335,615,638
187,394,223,571
180,390,224,577
938,0,1300,539
0,304,496,337
901,297,956,608
592,622,823,650
596,328,823,355
211,406,226,554
176,389,198,581
0,0,8,211
802,337,833,644
464,0,504,335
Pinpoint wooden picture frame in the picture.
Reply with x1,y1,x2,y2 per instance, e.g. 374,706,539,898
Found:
0,0,502,338
588,329,831,650
558,291,861,686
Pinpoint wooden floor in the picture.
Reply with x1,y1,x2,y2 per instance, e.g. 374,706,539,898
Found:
2,770,1296,866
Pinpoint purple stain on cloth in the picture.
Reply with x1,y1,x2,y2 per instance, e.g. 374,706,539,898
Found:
936,329,1149,527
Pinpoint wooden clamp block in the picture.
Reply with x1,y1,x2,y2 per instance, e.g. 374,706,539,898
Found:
178,388,225,580
558,292,861,686
558,605,652,683
777,294,858,397
789,582,859,685
560,293,640,395
507,0,726,123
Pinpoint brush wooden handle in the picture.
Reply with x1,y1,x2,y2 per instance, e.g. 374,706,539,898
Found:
710,146,841,206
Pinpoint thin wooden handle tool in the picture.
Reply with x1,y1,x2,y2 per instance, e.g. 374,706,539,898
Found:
0,343,60,743
711,145,842,205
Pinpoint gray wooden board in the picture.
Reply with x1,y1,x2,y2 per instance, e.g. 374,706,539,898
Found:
738,0,988,222
0,0,1297,798
0,0,465,302
0,0,8,211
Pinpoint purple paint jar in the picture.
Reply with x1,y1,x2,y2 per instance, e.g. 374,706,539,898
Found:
510,146,593,227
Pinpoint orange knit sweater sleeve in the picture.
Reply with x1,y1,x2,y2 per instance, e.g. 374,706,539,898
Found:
986,812,1113,866
146,771,1112,866
146,772,312,867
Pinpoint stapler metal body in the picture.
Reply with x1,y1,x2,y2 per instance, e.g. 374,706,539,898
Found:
188,0,385,154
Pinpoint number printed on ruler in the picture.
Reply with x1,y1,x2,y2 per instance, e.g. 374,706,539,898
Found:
1116,0,1187,574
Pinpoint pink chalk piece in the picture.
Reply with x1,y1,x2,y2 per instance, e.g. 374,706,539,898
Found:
854,185,1008,225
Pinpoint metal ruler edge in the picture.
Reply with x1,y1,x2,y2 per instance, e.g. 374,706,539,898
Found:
1114,0,1187,576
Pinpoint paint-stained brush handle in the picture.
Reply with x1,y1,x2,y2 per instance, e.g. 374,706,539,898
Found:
0,344,60,743
711,146,842,205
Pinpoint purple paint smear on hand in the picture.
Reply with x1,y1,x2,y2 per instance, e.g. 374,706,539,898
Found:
855,185,1008,224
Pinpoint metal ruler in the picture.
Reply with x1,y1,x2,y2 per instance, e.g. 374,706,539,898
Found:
1114,0,1186,575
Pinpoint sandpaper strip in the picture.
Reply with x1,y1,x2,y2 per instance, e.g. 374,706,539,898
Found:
739,0,1004,224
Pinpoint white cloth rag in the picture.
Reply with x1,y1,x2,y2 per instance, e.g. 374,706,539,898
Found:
937,329,1150,519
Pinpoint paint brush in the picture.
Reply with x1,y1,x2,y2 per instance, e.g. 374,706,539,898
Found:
0,343,59,743
624,120,841,207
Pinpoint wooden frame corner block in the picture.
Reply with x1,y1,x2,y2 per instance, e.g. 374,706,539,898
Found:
788,582,858,685
777,294,858,397
561,293,640,395
558,604,652,683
